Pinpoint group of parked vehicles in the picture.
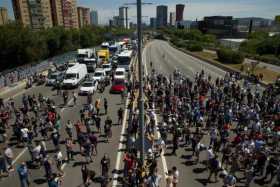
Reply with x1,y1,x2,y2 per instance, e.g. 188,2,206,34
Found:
44,38,135,95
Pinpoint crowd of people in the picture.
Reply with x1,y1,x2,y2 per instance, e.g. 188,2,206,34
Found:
0,77,127,187
121,66,280,187
1,55,280,187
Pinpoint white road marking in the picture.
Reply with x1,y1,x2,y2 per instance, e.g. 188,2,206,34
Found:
112,92,130,187
143,43,169,177
12,147,28,165
11,95,75,165
112,56,137,187
154,114,168,176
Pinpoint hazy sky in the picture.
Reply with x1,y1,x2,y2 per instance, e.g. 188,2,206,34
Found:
1,0,279,24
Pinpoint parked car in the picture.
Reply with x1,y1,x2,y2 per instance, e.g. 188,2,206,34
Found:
79,80,98,95
110,78,127,93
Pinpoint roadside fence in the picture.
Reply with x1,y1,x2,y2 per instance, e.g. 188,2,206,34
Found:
0,51,76,89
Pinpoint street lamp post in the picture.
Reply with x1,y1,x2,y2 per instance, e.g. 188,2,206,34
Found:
136,0,145,165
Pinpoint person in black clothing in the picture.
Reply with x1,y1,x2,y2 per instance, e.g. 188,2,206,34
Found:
101,154,110,178
263,155,279,183
208,155,220,183
118,108,124,125
171,133,179,155
104,98,108,114
95,116,101,133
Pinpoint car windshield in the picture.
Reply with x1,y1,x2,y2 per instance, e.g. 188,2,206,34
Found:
113,79,125,85
65,73,76,79
102,64,110,68
94,72,103,77
115,71,124,76
82,82,93,87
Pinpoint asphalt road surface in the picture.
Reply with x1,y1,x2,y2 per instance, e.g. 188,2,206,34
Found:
143,40,272,187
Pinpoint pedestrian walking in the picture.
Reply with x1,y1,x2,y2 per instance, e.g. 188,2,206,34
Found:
172,166,179,187
101,154,110,179
73,92,77,105
17,162,30,187
104,98,108,114
4,146,14,171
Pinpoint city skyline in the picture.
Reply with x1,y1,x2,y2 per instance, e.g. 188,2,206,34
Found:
0,0,280,25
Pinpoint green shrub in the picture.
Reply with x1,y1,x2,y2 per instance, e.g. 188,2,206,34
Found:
217,48,244,64
186,43,203,52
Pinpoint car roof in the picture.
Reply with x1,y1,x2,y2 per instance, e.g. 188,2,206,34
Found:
116,68,125,71
95,68,105,72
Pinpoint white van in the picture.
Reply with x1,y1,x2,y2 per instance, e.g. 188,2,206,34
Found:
114,68,126,80
63,63,88,88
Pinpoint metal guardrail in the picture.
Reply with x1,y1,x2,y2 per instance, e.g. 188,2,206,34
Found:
0,51,76,89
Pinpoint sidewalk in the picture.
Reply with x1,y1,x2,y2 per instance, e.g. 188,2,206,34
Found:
0,80,26,100
0,70,49,100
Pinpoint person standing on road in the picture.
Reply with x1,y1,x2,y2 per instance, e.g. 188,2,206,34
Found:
121,90,125,104
72,91,77,105
104,98,108,115
101,154,110,179
17,162,30,187
118,107,124,125
207,155,220,183
165,170,173,187
0,152,7,177
65,120,73,138
172,167,179,187
146,168,162,187
43,157,53,179
95,99,101,116
47,173,61,187
65,138,74,162
4,145,14,171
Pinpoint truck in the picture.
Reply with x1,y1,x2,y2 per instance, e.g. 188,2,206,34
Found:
63,63,88,88
77,48,97,72
97,49,110,64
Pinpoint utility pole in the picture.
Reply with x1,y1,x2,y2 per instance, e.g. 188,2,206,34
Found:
136,0,145,165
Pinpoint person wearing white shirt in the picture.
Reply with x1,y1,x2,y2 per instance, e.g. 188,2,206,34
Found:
172,166,179,187
4,146,14,170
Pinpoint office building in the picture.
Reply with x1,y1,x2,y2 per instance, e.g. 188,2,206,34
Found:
112,16,120,27
50,0,63,26
12,0,31,27
28,0,53,30
61,0,79,29
176,4,185,22
156,5,168,28
119,6,128,28
169,12,175,26
90,10,98,26
198,16,238,38
150,17,157,29
0,7,8,25
12,0,53,29
77,6,90,28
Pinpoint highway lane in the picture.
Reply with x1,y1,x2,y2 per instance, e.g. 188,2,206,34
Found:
144,40,265,187
0,76,128,186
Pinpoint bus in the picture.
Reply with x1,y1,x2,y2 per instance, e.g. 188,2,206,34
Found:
117,50,133,71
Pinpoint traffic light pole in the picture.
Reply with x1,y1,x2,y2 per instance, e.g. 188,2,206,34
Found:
137,0,145,165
